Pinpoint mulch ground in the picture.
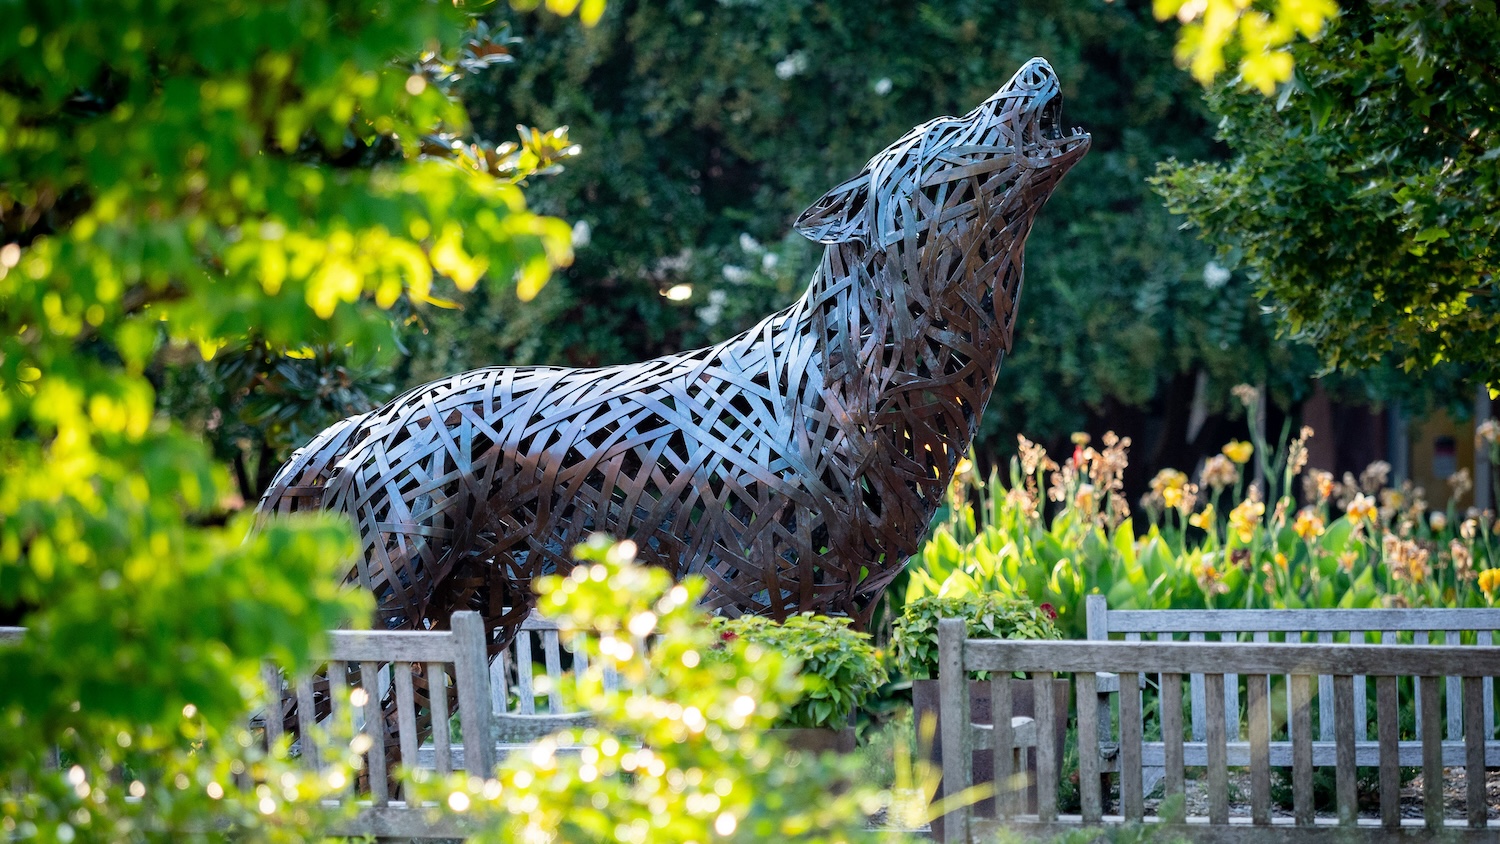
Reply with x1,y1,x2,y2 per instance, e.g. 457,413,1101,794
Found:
1141,768,1500,821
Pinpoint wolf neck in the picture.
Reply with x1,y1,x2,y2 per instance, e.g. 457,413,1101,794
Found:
758,224,1025,511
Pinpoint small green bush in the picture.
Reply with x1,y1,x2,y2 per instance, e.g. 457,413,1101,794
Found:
708,614,888,730
891,593,1061,680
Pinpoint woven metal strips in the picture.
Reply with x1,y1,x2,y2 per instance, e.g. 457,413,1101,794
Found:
258,57,1090,651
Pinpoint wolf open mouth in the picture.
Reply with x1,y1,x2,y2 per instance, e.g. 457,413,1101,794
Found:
1033,89,1089,158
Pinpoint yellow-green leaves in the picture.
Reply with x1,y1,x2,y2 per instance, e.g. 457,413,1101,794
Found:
408,536,886,843
0,1,592,839
514,0,609,28
1156,0,1338,93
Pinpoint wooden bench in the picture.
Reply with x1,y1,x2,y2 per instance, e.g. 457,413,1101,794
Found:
265,611,496,839
8,611,613,839
937,618,1500,843
483,608,608,752
1086,597,1500,795
261,608,624,838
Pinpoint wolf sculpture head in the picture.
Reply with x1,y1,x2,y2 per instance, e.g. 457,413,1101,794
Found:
257,58,1089,642
763,56,1091,608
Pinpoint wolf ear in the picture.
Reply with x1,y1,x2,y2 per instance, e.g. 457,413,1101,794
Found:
793,172,872,245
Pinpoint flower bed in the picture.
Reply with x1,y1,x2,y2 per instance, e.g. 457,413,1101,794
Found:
909,389,1500,637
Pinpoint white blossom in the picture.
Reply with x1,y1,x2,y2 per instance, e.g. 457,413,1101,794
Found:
1203,260,1231,289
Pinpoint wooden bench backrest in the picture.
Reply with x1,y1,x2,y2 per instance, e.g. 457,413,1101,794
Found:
937,620,1500,843
1085,596,1500,742
493,609,618,717
263,610,495,808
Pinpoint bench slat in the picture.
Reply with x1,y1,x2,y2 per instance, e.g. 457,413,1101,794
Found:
515,632,536,715
1033,674,1058,823
1446,631,1463,742
1334,674,1356,826
1190,632,1206,742
1353,631,1368,742
1119,671,1142,822
960,640,1500,676
490,649,509,715
1223,634,1240,743
1206,673,1228,825
1317,633,1334,743
1421,675,1443,831
1100,607,1500,633
1134,738,1500,768
295,675,320,771
359,660,388,806
1075,672,1102,824
1464,675,1487,830
572,633,589,700
394,662,418,774
323,630,459,663
1162,672,1185,802
1248,673,1270,825
429,662,451,776
937,618,971,844
262,663,285,747
542,628,564,715
1377,675,1400,830
993,675,1017,818
1291,673,1313,827
491,712,595,743
450,612,495,776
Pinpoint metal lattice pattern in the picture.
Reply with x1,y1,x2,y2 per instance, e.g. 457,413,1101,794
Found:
258,58,1090,646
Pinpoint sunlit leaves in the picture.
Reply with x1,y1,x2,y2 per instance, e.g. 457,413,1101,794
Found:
0,0,597,839
405,537,888,843
514,0,608,28
1156,0,1338,94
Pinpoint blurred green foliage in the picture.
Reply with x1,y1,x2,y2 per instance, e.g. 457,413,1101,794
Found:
0,0,590,839
407,0,1328,450
1155,1,1500,384
408,535,895,843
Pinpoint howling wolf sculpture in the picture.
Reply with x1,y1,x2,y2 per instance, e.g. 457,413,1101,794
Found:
259,57,1089,643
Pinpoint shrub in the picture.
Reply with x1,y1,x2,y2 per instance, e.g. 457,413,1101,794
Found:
708,614,888,730
891,594,1061,680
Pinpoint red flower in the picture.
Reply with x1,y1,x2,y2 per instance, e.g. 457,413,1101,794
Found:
1039,603,1057,620
720,630,738,642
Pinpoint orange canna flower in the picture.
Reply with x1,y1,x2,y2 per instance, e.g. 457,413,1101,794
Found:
1293,508,1324,540
1228,499,1265,544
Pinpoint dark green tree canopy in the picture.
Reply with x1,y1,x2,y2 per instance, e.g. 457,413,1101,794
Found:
1155,0,1500,384
413,0,1317,456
